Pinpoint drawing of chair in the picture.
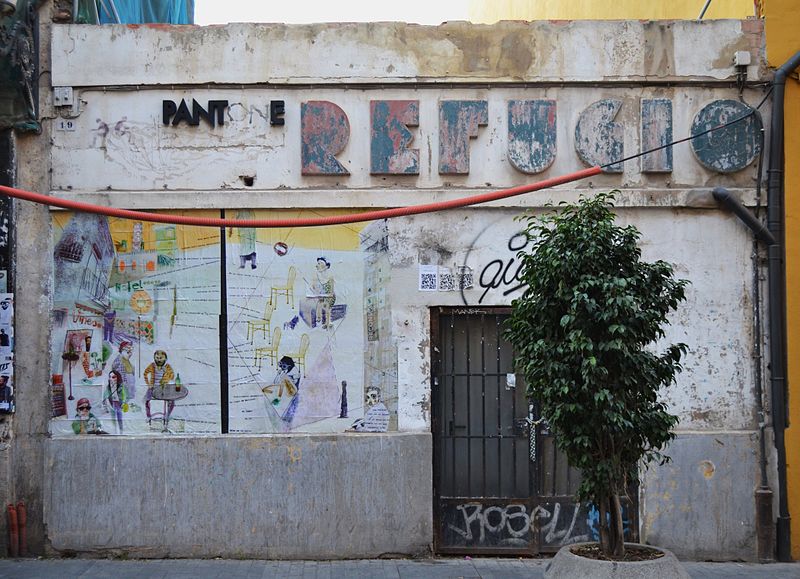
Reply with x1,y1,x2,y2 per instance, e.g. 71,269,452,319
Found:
286,333,310,374
246,299,276,343
270,266,296,308
254,326,281,371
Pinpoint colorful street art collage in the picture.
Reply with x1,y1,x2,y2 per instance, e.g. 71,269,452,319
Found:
49,210,396,436
0,293,14,413
50,211,222,436
226,211,394,433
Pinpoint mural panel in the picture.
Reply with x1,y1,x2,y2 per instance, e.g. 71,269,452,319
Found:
226,210,395,434
49,209,397,436
50,211,222,436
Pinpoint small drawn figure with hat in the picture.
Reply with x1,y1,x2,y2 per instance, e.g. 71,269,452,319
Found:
111,341,138,411
71,398,105,435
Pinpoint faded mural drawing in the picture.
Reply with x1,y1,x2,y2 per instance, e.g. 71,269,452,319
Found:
49,210,397,436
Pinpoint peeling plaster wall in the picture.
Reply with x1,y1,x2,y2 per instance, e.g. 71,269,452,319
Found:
4,18,770,559
51,21,762,86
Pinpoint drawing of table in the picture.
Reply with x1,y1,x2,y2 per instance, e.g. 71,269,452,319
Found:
150,383,188,433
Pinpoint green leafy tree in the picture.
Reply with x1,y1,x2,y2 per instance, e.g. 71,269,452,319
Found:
505,192,688,558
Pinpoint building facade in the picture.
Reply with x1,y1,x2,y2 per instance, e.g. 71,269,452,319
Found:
0,3,781,561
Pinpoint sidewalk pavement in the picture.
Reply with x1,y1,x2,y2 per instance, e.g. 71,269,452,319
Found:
0,558,799,579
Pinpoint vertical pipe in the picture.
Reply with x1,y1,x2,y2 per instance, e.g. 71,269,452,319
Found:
219,210,229,434
767,49,800,562
16,502,25,557
6,504,17,558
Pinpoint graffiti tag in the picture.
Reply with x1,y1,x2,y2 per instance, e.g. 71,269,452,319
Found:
476,231,529,304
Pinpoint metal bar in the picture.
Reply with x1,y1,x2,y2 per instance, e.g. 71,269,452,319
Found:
450,312,456,496
481,312,487,497
697,0,713,20
107,0,121,23
219,210,229,433
509,316,518,497
465,312,471,497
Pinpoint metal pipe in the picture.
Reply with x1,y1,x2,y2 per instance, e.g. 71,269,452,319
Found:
766,49,800,563
712,188,776,245
698,0,713,20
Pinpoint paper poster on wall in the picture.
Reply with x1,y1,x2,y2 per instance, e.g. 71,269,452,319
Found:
0,293,13,413
49,212,222,436
225,210,396,434
419,264,438,291
48,211,398,436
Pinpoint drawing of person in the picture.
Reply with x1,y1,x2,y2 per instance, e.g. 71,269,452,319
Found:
0,299,12,326
102,370,127,434
0,328,9,347
143,350,175,422
229,210,257,269
350,385,389,433
313,257,335,329
80,335,96,381
111,341,137,410
71,397,105,435
261,355,300,425
92,118,109,148
0,375,12,411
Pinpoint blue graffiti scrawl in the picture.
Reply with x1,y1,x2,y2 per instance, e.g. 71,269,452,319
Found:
586,502,631,541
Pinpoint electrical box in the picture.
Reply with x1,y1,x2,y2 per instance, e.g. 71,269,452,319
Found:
53,87,74,107
733,51,751,67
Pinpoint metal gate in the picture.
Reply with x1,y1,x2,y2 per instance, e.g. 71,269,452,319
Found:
431,307,637,555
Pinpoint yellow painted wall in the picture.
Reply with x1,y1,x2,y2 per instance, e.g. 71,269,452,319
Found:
765,0,800,561
468,0,756,22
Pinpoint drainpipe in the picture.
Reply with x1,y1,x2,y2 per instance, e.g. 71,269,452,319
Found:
766,49,800,563
713,187,775,561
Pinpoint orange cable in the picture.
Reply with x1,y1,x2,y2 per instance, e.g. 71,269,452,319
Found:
0,166,602,228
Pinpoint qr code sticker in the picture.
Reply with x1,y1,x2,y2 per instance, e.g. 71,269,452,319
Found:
420,273,438,291
439,269,456,292
458,267,474,290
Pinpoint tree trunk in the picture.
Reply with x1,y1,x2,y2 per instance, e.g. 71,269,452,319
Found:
611,493,626,558
598,496,611,556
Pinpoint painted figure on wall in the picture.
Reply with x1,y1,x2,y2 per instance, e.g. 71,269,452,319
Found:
103,370,127,434
230,210,257,269
313,257,335,329
0,298,12,326
111,341,137,410
144,350,175,422
262,355,300,426
351,385,389,433
80,334,98,382
71,397,105,435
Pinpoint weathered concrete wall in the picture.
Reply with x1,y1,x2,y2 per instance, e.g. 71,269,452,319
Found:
387,206,759,432
44,433,432,558
641,433,760,560
51,20,762,86
4,2,57,556
4,17,770,561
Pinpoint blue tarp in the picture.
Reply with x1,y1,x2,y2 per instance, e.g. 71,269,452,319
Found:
77,0,194,24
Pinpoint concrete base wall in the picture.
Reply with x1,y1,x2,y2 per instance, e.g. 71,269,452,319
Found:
641,432,760,561
44,433,432,559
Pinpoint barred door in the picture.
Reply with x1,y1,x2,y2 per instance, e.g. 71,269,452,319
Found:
431,307,634,555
